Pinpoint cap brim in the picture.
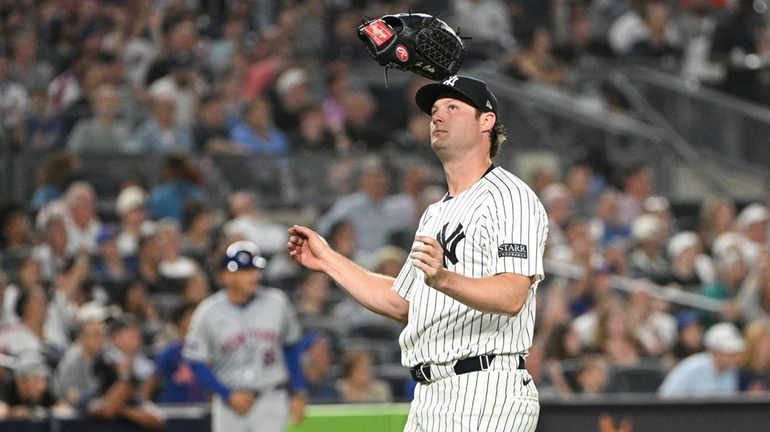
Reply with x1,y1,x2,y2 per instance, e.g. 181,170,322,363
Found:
415,83,477,115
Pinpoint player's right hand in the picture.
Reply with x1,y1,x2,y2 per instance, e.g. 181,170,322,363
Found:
228,390,255,416
287,225,331,272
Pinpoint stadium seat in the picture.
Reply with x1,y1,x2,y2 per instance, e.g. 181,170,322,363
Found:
339,337,401,365
605,362,668,394
348,323,403,340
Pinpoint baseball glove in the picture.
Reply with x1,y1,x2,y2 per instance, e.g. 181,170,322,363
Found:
357,13,465,82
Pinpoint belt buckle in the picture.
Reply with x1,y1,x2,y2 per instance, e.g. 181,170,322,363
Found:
419,364,431,382
413,363,431,383
478,355,491,371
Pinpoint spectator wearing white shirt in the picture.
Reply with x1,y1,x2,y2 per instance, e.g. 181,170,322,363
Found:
607,0,681,56
667,230,716,291
148,51,206,127
450,0,514,60
155,219,198,282
66,84,133,154
31,213,70,284
37,182,102,257
735,204,769,263
223,190,287,259
0,48,30,143
114,185,149,258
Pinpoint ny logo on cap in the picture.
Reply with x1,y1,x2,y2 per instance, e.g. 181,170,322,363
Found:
443,76,459,86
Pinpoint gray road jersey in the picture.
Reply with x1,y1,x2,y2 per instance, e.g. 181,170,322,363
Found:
183,287,302,391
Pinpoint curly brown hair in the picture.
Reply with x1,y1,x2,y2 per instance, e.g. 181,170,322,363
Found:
475,109,507,158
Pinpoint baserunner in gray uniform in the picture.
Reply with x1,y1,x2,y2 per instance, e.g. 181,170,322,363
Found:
184,241,306,432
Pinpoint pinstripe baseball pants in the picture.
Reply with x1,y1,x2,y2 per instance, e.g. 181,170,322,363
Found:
403,359,539,431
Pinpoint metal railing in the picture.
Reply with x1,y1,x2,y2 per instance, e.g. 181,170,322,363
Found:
623,66,770,181
468,64,769,202
544,259,726,313
3,62,769,208
472,68,681,197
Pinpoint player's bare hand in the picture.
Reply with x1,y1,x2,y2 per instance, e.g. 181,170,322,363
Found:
288,392,307,425
287,225,332,272
410,236,447,287
228,390,255,416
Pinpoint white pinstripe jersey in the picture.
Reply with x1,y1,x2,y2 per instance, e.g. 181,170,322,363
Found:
394,166,548,367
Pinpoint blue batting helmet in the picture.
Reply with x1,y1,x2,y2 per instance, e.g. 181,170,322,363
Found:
221,241,267,272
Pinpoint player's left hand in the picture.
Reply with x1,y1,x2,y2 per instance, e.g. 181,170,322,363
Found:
288,393,307,425
228,390,255,415
410,236,447,288
287,225,333,273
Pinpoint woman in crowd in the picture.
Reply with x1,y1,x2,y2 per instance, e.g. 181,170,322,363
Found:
335,350,392,404
739,320,770,393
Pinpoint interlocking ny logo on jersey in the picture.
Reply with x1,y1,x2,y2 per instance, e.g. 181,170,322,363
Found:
437,223,465,266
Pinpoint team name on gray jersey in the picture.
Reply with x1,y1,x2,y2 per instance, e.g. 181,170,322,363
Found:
183,288,302,391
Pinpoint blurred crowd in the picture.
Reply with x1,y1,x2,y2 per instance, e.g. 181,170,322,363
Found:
1,0,770,427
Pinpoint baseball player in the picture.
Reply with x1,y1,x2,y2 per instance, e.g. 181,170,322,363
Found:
288,75,547,431
183,241,306,432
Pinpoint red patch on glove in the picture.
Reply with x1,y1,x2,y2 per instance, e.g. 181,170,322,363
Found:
362,20,394,47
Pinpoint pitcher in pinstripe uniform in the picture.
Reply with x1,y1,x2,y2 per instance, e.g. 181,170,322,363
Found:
288,75,547,432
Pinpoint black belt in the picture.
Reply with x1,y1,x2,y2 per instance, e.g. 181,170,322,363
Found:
409,355,525,384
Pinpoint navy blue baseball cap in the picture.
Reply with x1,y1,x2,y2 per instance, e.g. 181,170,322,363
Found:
221,241,267,272
675,311,701,331
415,75,498,115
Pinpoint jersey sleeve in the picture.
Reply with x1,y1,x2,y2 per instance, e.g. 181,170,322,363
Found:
393,258,418,301
491,188,548,281
153,344,176,377
182,304,212,363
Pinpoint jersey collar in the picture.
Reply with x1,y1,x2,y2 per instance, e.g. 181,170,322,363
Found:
442,164,496,202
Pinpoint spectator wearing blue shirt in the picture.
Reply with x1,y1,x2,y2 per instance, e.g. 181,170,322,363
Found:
658,322,745,397
130,91,195,154
229,97,288,158
147,154,204,223
590,189,631,249
30,152,77,211
315,158,398,258
92,225,133,285
145,302,208,403
300,331,341,404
